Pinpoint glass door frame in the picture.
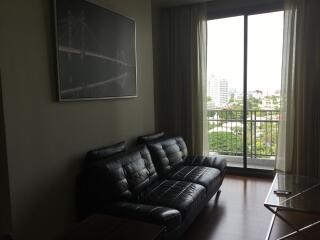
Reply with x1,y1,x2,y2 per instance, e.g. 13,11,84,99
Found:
207,2,284,175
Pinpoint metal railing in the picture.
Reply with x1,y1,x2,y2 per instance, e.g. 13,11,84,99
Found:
208,110,279,159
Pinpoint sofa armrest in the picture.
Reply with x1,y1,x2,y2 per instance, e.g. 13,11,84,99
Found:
103,202,181,231
184,155,227,172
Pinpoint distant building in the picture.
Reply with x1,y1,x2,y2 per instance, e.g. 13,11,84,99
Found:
213,78,228,107
207,75,229,109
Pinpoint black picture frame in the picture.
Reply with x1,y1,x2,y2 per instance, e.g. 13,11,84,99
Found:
53,0,137,101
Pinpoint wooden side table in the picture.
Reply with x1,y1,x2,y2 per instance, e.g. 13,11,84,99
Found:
68,214,165,240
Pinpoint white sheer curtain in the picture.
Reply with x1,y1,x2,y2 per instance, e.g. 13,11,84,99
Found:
191,5,208,155
276,0,298,173
157,4,208,155
276,0,320,177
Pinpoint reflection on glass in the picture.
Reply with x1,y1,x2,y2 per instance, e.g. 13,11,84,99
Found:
265,174,320,214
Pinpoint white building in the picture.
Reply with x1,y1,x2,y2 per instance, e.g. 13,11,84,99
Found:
207,75,229,109
213,78,228,107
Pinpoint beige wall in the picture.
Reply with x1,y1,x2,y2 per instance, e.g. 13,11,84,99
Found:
0,0,154,239
0,73,12,236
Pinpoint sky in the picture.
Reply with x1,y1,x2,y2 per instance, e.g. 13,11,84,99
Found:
207,11,284,94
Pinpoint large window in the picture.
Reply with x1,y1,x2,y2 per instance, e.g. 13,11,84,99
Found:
207,10,283,170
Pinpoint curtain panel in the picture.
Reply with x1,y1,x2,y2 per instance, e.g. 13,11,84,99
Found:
157,4,208,155
276,0,320,177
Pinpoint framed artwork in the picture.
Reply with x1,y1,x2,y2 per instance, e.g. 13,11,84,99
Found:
53,0,137,101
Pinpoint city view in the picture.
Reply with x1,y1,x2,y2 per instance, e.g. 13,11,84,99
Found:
207,11,283,169
207,74,280,159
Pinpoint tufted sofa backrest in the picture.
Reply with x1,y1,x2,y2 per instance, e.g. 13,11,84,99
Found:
85,141,126,165
93,145,158,201
147,137,188,176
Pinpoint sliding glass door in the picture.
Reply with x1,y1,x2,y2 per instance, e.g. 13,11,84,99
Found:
207,10,283,171
207,16,244,168
247,12,283,170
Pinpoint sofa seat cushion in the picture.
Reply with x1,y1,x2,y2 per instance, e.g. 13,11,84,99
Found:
140,180,206,220
184,155,227,172
104,202,181,231
166,166,220,193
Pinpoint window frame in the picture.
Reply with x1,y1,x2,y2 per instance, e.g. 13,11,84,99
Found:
207,0,284,20
207,2,284,174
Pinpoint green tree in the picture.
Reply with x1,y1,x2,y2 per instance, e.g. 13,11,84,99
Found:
207,93,280,159
208,131,243,156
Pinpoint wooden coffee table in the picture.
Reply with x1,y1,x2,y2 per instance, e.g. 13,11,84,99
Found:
68,214,165,240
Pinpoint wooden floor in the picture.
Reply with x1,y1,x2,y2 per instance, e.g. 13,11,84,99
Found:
182,175,273,240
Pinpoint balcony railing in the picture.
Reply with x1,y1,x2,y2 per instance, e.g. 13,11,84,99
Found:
208,110,279,159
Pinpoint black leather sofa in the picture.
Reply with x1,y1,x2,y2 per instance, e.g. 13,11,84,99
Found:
78,135,226,239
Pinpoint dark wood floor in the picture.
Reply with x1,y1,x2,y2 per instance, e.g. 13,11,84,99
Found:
182,175,274,240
